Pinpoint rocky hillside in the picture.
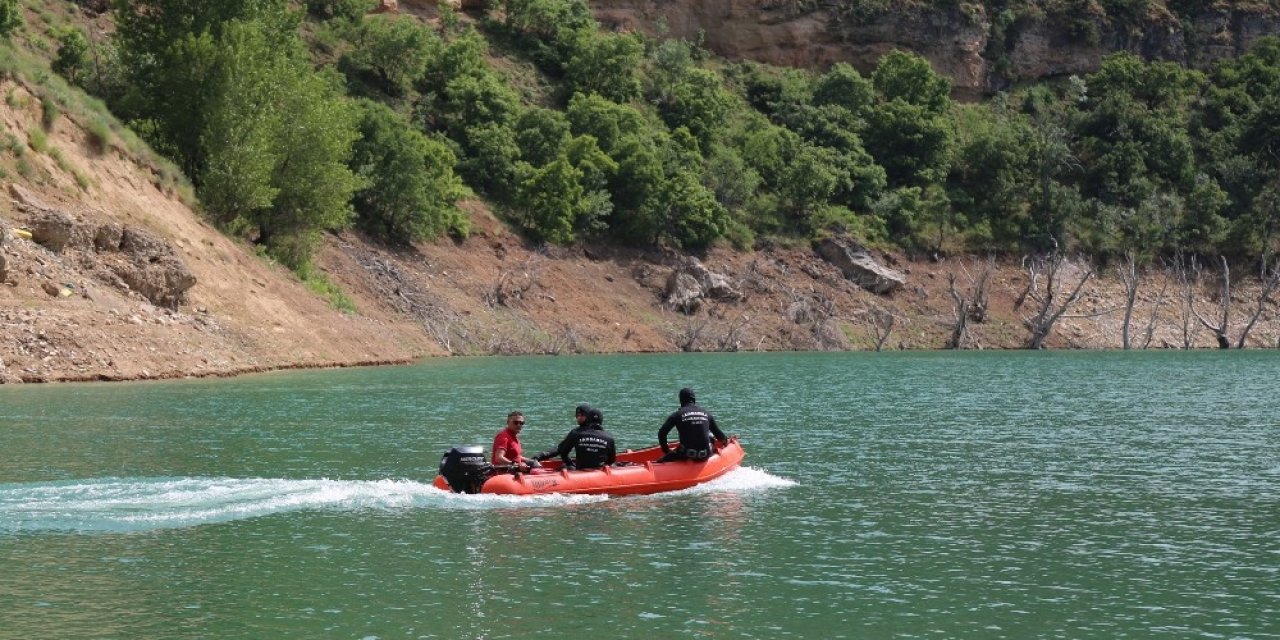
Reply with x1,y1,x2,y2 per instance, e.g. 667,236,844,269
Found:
4,2,1280,384
4,68,1278,384
586,0,1280,97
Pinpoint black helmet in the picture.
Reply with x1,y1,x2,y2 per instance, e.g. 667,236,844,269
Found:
586,408,604,426
575,403,592,417
679,388,696,405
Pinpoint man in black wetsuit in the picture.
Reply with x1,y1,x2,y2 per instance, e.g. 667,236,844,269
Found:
556,407,617,470
533,404,591,462
657,387,728,463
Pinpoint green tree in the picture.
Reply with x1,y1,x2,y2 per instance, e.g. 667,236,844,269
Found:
0,0,21,38
563,133,616,193
199,27,282,224
52,27,91,84
813,62,874,118
198,20,361,270
501,0,593,69
1088,52,1203,113
772,102,885,210
864,98,953,188
657,67,732,150
1077,55,1201,210
609,134,663,212
458,122,521,202
947,103,1033,250
432,72,520,143
860,50,954,188
351,100,466,243
779,143,847,228
734,115,801,193
565,92,647,156
418,29,519,141
112,0,294,176
660,169,729,251
703,142,761,214
305,0,374,21
515,107,571,167
872,49,951,115
646,38,695,94
340,15,438,98
564,30,643,103
1242,93,1280,170
516,155,586,244
1178,173,1231,253
421,27,490,87
738,63,812,118
261,64,361,270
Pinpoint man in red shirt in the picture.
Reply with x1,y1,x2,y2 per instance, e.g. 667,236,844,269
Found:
492,411,537,472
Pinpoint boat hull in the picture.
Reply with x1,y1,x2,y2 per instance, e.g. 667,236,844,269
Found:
432,437,744,496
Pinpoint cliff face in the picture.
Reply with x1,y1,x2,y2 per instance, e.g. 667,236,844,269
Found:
588,0,1280,96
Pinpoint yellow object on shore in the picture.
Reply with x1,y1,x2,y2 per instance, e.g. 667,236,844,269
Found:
12,228,32,240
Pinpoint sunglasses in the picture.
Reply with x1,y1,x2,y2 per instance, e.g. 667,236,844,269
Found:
511,420,525,426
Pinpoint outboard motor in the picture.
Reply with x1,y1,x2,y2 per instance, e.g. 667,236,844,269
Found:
439,446,492,494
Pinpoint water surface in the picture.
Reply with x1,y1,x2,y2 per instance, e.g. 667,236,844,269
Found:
1,351,1277,638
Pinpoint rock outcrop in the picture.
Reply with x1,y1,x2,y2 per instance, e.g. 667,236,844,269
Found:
9,185,197,309
665,257,742,313
815,237,906,294
587,0,1280,98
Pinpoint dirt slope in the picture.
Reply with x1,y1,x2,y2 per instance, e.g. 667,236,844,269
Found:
2,77,1277,384
0,78,440,382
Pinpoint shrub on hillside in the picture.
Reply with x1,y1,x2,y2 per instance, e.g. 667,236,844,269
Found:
52,27,90,84
0,0,21,39
351,99,467,243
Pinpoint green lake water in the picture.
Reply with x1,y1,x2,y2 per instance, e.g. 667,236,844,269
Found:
1,351,1277,639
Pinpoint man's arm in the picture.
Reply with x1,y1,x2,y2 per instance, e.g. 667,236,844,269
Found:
658,414,678,453
557,430,577,468
491,433,512,466
708,415,728,445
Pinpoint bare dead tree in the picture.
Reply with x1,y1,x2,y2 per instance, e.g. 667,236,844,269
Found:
1138,268,1171,350
1020,251,1095,349
946,273,971,350
1117,250,1141,349
866,306,897,352
944,257,994,349
1190,256,1233,349
1171,254,1197,349
968,258,993,323
1236,255,1280,348
539,324,582,355
715,314,754,352
486,256,545,308
674,318,708,352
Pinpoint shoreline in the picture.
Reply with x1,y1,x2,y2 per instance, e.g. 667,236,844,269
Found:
6,342,1275,385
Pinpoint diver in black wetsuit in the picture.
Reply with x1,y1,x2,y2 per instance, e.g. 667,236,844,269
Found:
533,404,591,462
557,407,617,470
657,388,728,463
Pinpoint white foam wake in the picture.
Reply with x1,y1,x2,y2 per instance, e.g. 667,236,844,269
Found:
0,477,428,533
0,476,602,533
0,467,793,534
677,466,797,495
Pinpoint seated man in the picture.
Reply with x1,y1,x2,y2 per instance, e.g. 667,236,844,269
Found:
556,407,617,470
657,387,728,463
491,411,539,472
533,404,591,462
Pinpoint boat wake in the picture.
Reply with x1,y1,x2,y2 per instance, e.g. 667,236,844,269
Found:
0,467,792,534
680,466,797,495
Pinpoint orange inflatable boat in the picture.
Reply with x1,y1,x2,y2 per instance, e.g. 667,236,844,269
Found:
433,437,745,496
